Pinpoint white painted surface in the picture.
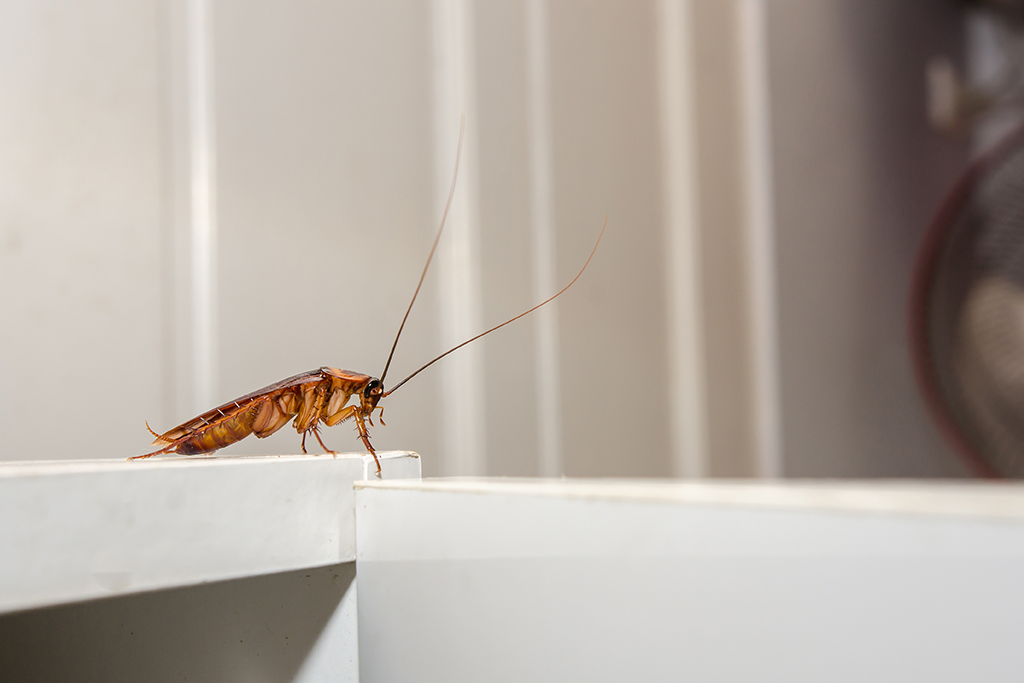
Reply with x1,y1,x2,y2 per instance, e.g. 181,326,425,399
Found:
356,478,1024,682
737,0,783,477
1,0,974,480
295,566,361,683
689,0,758,476
209,0,444,469
0,0,164,463
0,562,359,683
0,450,419,614
0,0,713,479
525,0,563,478
546,0,673,477
432,0,486,477
185,0,219,411
656,0,708,477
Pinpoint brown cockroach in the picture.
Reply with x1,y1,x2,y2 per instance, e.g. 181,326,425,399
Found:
132,123,605,476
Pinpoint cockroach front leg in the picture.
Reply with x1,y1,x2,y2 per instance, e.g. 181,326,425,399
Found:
353,412,382,478
367,405,386,428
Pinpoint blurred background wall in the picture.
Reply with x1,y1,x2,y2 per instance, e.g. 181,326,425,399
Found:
0,0,976,477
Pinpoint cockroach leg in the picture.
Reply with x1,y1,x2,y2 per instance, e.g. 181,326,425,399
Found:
312,426,336,456
367,405,386,428
352,412,383,477
365,442,382,478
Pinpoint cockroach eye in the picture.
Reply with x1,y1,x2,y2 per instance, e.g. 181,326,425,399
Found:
364,379,381,398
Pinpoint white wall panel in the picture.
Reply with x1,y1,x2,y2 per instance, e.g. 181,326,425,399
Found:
548,0,674,477
356,478,1024,682
0,1,165,462
0,0,975,479
209,0,443,466
475,0,540,476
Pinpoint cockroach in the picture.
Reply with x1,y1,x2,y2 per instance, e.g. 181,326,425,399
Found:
132,122,605,476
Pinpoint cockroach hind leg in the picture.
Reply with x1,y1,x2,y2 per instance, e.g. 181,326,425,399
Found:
128,443,172,462
312,427,337,457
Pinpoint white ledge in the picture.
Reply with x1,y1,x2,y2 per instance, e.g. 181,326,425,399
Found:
0,451,420,614
356,477,1024,520
354,478,1024,680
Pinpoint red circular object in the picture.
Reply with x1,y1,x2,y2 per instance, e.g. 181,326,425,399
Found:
909,124,1024,478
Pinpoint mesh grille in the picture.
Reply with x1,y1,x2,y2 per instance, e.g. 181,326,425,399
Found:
931,135,1024,476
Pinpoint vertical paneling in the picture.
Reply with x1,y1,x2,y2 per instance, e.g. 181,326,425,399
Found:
212,0,442,466
0,0,973,479
432,0,487,476
548,0,673,477
475,0,541,476
184,0,219,414
692,0,757,477
524,0,565,478
656,0,709,477
737,0,783,477
0,0,691,476
0,1,164,461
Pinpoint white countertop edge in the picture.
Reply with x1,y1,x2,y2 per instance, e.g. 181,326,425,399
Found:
0,451,421,614
0,450,419,476
355,477,1024,520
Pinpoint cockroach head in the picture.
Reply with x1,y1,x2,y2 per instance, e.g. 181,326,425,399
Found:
363,378,384,408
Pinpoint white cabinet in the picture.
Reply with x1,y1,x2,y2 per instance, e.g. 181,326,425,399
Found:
356,479,1024,682
0,452,420,683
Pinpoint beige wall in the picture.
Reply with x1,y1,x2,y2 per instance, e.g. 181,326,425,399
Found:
0,2,165,462
0,0,973,478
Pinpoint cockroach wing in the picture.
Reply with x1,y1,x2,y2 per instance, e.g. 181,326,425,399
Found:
148,369,328,446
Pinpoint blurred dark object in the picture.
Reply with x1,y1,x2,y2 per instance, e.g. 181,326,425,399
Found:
966,0,1024,23
911,125,1024,477
929,2,1024,132
915,3,1024,477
